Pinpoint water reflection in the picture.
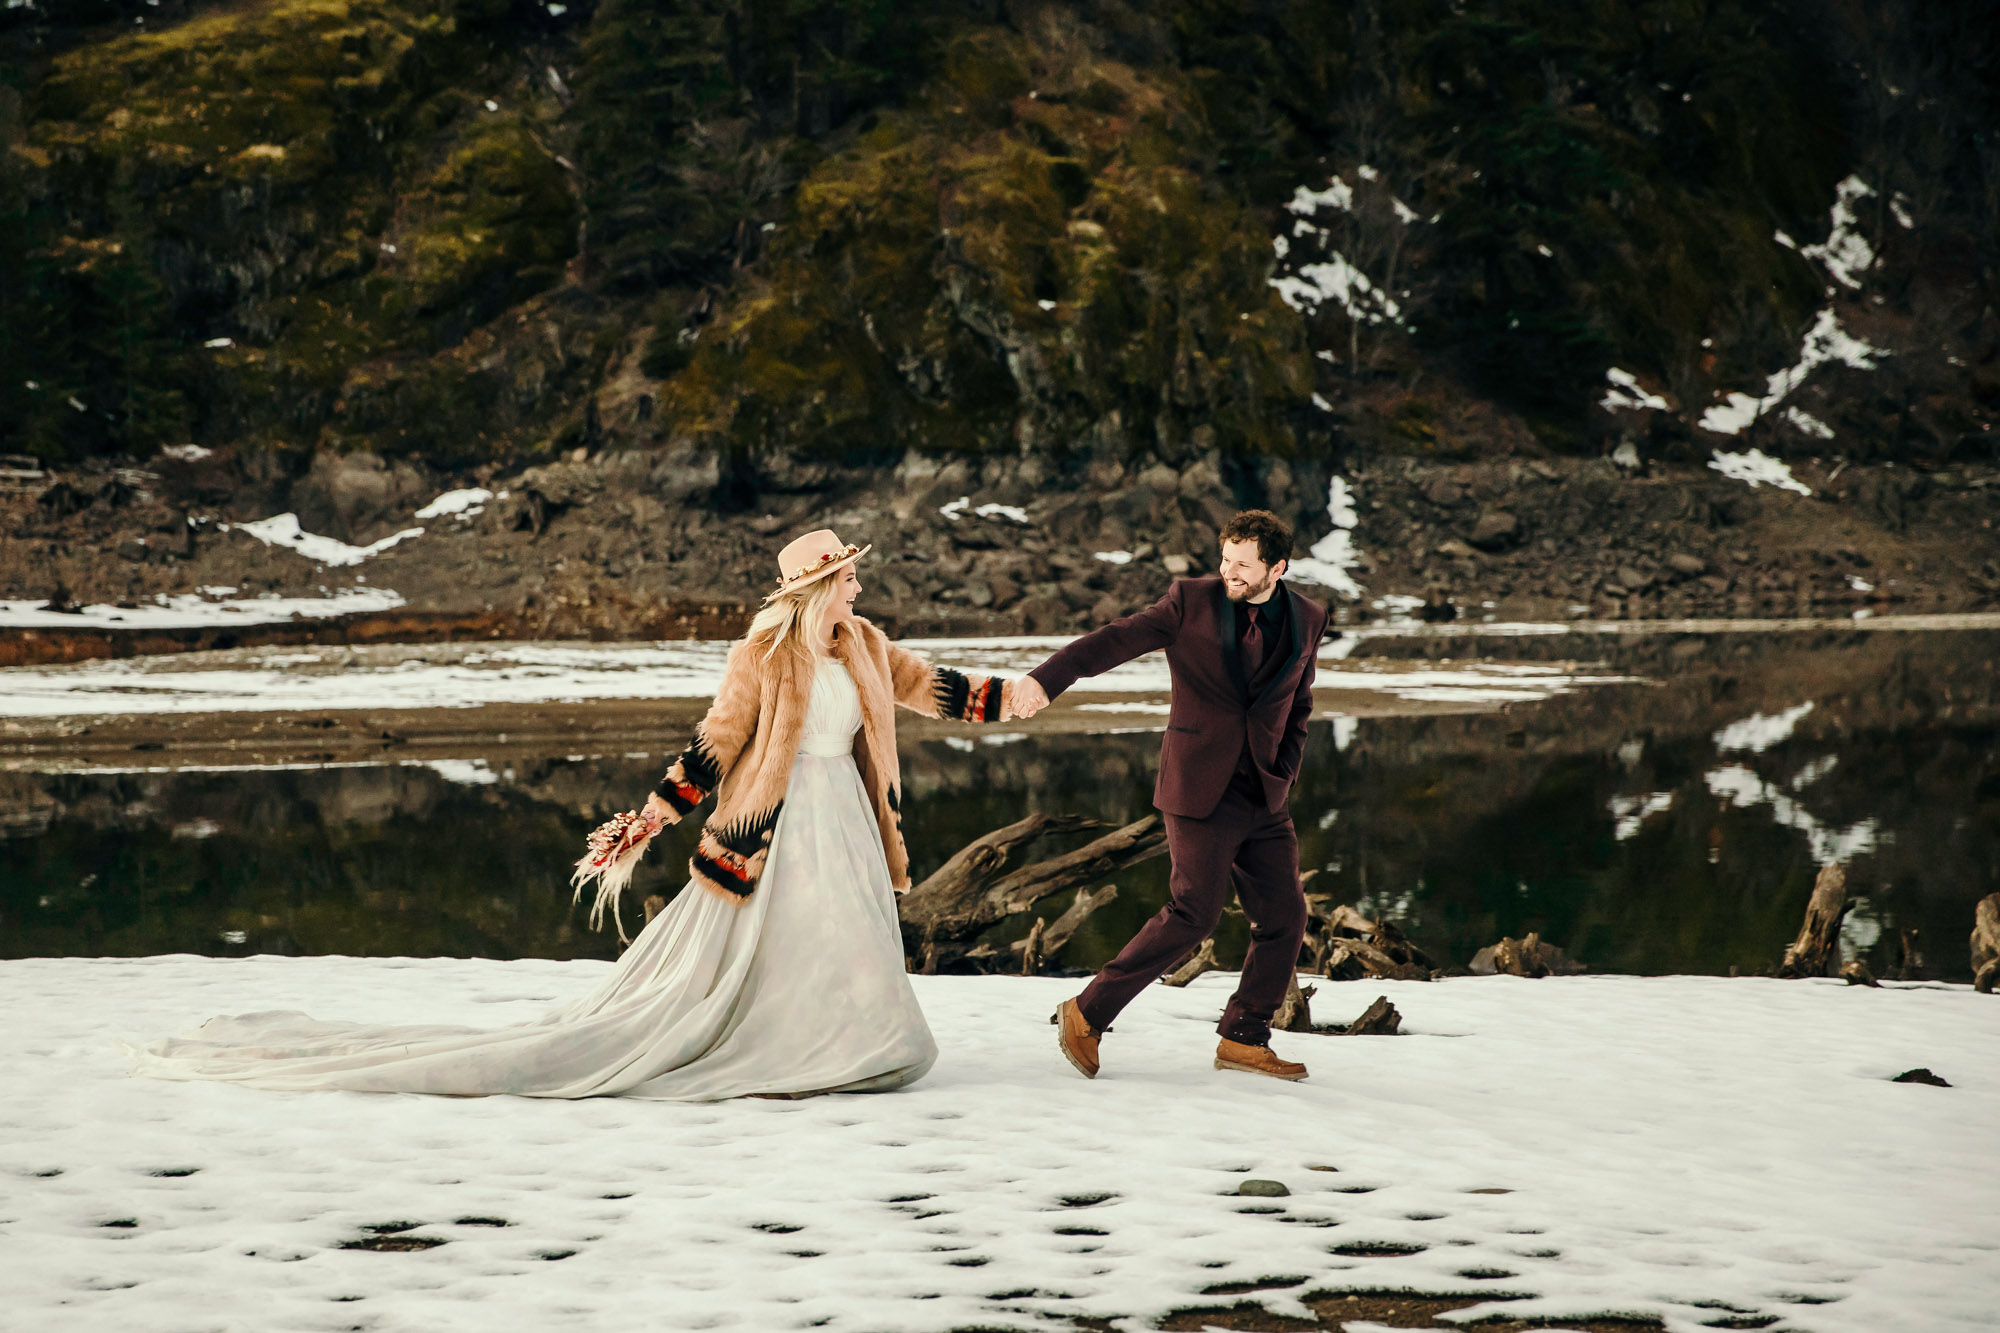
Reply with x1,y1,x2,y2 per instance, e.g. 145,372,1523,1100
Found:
3,631,1996,980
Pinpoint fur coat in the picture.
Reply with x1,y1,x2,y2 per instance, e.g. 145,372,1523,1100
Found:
652,617,1011,902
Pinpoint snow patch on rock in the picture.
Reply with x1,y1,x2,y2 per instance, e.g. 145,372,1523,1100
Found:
1286,475,1365,599
1707,449,1813,496
224,513,424,568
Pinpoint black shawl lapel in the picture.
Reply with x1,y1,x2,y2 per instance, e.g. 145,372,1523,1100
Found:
1249,583,1309,710
1215,581,1248,702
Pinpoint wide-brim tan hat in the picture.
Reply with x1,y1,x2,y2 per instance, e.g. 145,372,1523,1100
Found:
764,528,871,603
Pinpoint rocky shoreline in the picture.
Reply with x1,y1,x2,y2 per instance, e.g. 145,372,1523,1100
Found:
4,443,1997,665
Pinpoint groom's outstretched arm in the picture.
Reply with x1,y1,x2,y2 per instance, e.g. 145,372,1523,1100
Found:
1027,582,1186,704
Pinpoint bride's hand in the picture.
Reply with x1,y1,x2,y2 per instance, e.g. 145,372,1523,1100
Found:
640,792,673,835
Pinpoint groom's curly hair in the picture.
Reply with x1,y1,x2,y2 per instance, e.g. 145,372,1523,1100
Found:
1218,509,1293,568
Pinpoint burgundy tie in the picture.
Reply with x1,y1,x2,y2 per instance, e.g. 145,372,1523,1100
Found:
1241,609,1265,679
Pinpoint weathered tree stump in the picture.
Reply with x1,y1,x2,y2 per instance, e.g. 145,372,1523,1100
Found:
1778,864,1849,979
900,813,1165,973
1161,938,1221,987
1468,932,1584,978
1840,959,1880,988
1345,995,1402,1035
1274,977,1317,1032
1972,892,2000,995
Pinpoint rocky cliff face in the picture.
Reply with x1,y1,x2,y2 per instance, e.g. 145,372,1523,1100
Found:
1,0,1996,624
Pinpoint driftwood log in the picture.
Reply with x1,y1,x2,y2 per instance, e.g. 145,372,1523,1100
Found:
1161,938,1221,987
1309,901,1436,982
1973,892,2000,995
1778,864,1849,979
1001,883,1122,974
1469,932,1586,978
1896,928,1925,982
1344,995,1402,1035
900,813,1165,973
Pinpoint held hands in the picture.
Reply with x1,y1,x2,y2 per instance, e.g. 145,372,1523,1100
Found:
1007,676,1050,720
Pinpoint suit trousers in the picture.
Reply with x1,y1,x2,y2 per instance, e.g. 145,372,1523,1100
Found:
1076,783,1307,1045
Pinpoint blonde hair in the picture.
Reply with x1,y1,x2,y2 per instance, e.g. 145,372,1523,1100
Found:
746,571,844,664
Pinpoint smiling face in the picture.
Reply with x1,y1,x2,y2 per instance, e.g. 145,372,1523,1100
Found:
1219,538,1285,603
821,564,862,631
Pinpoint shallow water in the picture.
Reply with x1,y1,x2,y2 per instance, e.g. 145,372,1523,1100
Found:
3,629,1996,980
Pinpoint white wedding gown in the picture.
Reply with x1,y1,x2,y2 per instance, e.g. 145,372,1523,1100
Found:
126,660,938,1100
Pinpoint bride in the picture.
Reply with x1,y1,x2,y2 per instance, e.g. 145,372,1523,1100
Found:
127,530,1017,1100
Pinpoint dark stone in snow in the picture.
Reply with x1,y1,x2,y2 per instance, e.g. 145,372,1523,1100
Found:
1891,1068,1950,1086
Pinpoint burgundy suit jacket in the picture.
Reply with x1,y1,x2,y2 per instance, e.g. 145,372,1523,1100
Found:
1028,577,1329,818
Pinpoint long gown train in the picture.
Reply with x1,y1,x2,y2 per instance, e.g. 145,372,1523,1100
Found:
124,660,938,1100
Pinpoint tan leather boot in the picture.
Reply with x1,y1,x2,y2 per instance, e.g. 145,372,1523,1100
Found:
1050,998,1102,1079
1214,1038,1308,1081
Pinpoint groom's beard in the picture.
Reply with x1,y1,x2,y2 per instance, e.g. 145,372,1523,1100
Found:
1223,570,1278,601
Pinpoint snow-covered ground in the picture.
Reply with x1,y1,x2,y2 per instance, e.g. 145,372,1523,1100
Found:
2,962,1993,1332
0,638,1634,720
0,587,407,630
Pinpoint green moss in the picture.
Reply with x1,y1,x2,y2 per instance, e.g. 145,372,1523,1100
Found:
663,27,1317,463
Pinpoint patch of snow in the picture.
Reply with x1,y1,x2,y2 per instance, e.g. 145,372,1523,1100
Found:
1700,309,1884,437
169,817,222,840
1036,299,1057,311
1790,755,1838,789
1535,244,1553,257
3,961,1993,1332
1889,194,1914,230
1354,164,1379,181
1774,230,1798,249
1285,177,1353,215
1709,448,1812,496
1311,392,1334,412
1093,551,1134,565
483,99,499,112
1706,764,1878,866
1609,791,1674,841
1799,175,1877,289
1287,477,1364,599
937,497,1025,524
408,758,499,786
1601,367,1667,413
223,513,424,568
1073,702,1171,715
1269,255,1402,326
415,488,494,520
1391,199,1419,225
0,588,406,631
1784,406,1835,440
1715,701,1814,753
159,444,214,462
1847,575,1874,594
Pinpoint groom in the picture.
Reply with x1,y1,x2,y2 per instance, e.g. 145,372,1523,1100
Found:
1010,510,1329,1082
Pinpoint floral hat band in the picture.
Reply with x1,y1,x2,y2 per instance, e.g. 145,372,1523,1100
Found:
765,529,871,602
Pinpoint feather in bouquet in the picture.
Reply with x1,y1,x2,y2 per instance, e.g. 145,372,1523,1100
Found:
571,810,659,943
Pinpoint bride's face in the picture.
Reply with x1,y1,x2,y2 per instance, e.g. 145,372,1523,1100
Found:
823,566,862,628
